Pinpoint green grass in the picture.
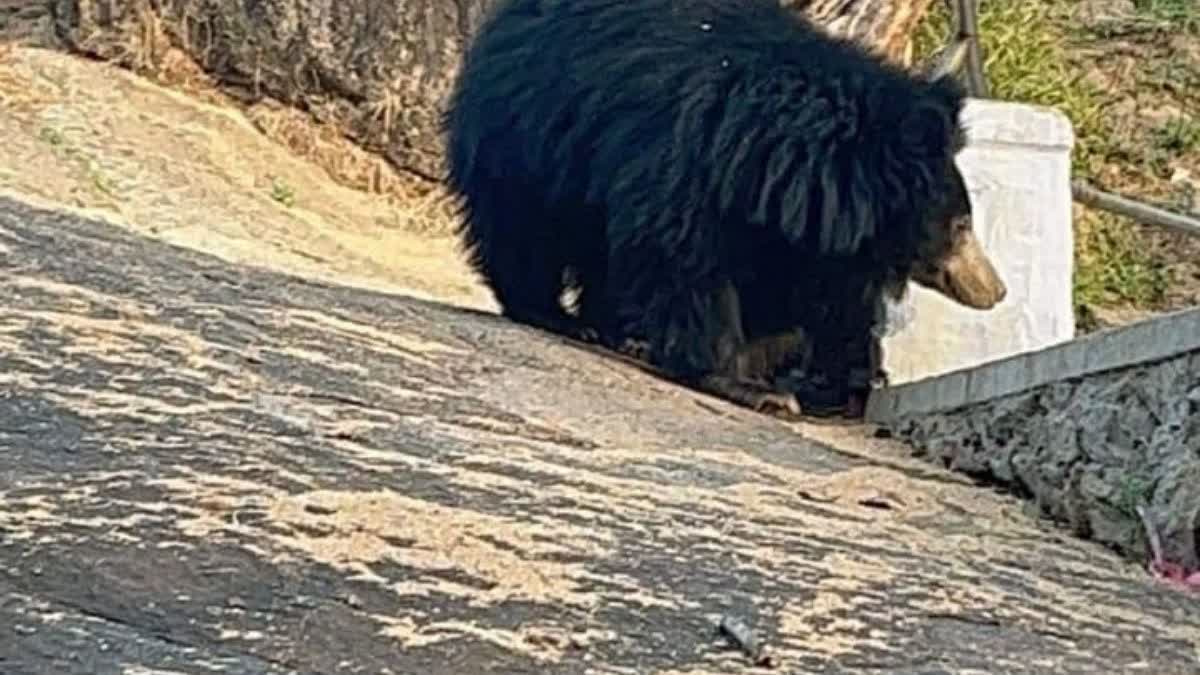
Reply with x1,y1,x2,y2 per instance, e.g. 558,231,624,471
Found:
913,1,1109,176
1073,217,1168,323
38,125,122,202
270,177,296,207
1151,115,1200,155
1114,472,1154,519
1133,0,1200,30
913,0,1171,327
1145,115,1200,179
38,126,65,146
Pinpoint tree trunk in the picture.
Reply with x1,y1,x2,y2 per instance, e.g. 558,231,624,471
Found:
797,0,937,64
50,0,937,181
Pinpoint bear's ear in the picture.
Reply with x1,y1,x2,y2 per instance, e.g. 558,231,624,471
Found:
921,39,968,84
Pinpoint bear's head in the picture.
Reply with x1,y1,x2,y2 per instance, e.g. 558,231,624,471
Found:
894,47,1007,311
907,156,1007,310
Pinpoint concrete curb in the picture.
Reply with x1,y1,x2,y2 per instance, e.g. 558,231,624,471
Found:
864,306,1200,424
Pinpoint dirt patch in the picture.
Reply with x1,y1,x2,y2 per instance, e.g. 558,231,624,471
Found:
0,46,493,312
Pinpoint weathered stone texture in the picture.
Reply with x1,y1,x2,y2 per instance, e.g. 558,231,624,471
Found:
3,193,1200,673
892,351,1200,570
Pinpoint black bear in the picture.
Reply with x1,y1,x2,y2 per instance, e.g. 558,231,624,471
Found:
443,0,1007,415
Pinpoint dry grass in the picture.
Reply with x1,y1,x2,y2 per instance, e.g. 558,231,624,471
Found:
241,101,459,237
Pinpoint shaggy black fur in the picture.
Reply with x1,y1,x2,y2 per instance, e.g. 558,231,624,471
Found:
444,0,970,411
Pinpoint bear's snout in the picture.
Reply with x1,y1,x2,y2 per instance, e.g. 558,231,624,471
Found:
939,229,1007,310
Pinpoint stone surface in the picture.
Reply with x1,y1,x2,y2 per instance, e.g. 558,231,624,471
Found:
2,194,1200,673
888,348,1200,572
